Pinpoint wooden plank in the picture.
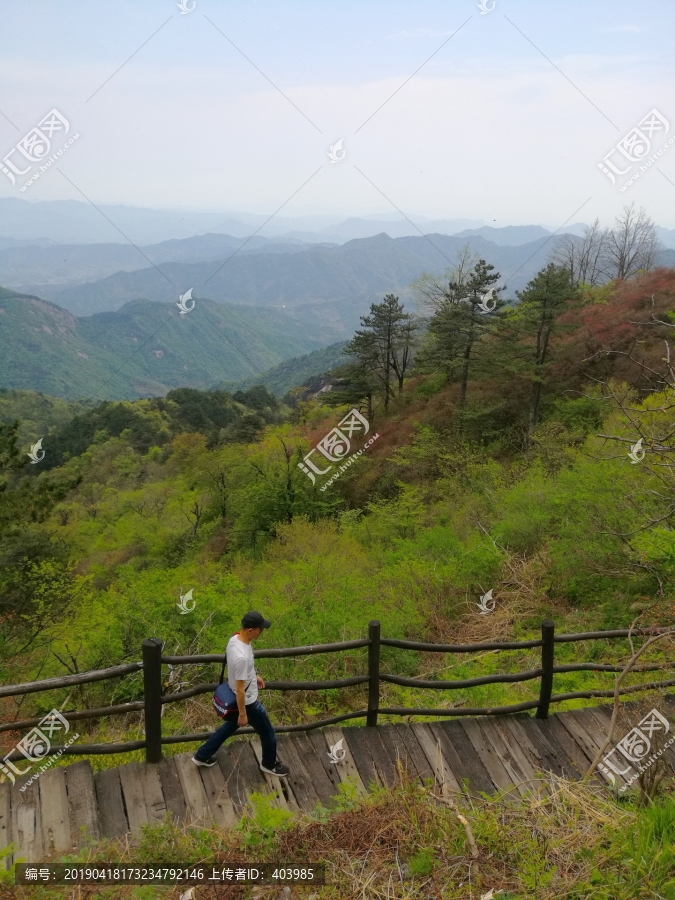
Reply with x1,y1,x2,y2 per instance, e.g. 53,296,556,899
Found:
173,753,213,827
157,757,187,824
273,736,321,813
377,724,420,782
218,742,260,816
427,722,464,798
64,761,100,849
459,719,515,797
555,711,599,763
342,727,379,790
583,707,621,751
361,727,397,788
138,763,167,826
393,724,435,783
0,783,12,870
39,768,72,854
411,724,462,797
94,768,128,839
306,730,344,798
557,711,619,788
504,713,576,778
376,724,423,784
437,720,494,796
502,716,563,780
11,779,43,862
321,727,366,795
574,708,613,749
290,734,337,808
573,708,636,790
423,723,465,796
214,740,237,786
569,708,630,782
416,722,464,799
533,716,599,784
118,763,149,837
199,762,237,829
250,737,300,812
485,718,543,797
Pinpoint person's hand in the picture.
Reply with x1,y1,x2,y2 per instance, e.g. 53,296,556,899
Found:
238,712,248,727
256,675,265,689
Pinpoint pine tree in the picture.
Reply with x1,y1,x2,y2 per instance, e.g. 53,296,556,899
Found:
343,294,417,413
492,263,580,443
415,259,503,407
323,362,376,423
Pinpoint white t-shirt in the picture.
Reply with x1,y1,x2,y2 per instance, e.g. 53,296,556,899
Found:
226,633,258,704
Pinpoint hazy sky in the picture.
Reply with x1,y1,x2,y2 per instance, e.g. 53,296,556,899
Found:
2,0,675,228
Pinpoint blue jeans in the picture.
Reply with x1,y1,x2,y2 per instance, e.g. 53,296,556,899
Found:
195,700,277,769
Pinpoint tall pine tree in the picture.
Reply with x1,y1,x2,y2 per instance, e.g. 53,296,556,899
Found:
491,263,580,443
416,259,503,407
343,294,417,413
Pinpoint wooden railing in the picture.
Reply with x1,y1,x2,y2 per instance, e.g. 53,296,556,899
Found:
2,620,673,765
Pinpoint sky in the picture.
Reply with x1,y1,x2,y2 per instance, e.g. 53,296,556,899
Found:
1,0,675,229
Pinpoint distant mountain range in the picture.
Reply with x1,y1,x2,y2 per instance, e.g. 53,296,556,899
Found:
12,233,591,330
0,233,328,299
29,233,674,337
0,197,587,247
0,287,325,400
3,196,674,403
0,198,485,246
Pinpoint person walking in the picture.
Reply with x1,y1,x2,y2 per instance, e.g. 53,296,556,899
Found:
191,611,290,777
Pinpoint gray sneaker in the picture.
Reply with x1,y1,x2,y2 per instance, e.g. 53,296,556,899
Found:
260,760,290,777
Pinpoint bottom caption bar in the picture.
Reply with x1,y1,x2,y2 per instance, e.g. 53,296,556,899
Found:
16,864,325,885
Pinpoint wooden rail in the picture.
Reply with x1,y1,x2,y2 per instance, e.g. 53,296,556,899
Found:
1,621,673,764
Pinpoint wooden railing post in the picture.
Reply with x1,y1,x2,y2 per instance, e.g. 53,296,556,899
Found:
143,638,164,762
536,620,555,720
367,620,381,727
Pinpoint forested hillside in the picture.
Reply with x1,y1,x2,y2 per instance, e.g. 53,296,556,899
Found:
2,251,675,746
2,225,675,898
0,288,324,399
222,341,348,398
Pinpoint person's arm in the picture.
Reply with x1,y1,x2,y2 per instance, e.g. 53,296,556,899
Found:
236,679,247,726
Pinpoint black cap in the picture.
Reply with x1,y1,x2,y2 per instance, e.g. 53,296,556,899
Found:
242,610,271,629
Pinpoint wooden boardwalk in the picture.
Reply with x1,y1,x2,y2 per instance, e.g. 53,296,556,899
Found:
1,702,674,864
